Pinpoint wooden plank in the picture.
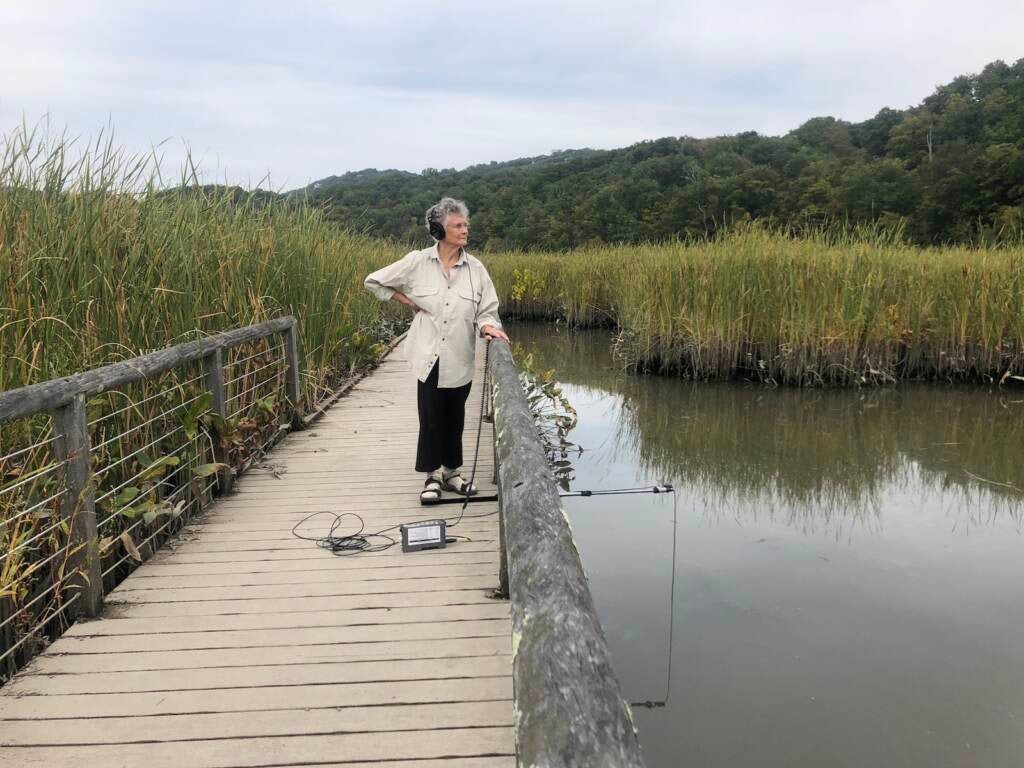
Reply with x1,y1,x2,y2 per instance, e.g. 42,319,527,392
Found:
125,552,500,577
0,677,512,719
106,576,498,603
0,728,514,768
46,618,510,653
63,603,510,637
0,701,513,746
152,540,497,564
6,655,511,696
27,635,511,674
109,564,500,590
174,525,498,547
102,589,499,617
198,504,499,521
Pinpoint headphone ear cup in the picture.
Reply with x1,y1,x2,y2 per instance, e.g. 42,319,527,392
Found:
429,220,446,241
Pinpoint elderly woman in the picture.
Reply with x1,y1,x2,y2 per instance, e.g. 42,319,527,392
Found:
364,197,509,504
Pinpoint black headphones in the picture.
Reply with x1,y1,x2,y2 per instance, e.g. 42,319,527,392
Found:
428,218,446,241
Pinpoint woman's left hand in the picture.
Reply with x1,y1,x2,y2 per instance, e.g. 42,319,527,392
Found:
481,325,510,343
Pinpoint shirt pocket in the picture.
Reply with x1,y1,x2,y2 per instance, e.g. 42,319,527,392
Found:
456,286,481,319
410,284,439,313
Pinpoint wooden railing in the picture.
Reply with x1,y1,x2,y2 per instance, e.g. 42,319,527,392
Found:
487,340,647,767
0,318,304,680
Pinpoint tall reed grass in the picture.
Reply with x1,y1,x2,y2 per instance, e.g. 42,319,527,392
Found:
0,125,403,677
485,227,1024,385
0,124,404,398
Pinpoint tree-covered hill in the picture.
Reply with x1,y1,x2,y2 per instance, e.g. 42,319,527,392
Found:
298,59,1024,249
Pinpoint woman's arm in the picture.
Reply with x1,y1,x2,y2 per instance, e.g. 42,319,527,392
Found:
475,265,509,342
390,290,421,312
364,251,417,302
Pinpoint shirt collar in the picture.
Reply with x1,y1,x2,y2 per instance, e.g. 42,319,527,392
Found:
430,242,467,266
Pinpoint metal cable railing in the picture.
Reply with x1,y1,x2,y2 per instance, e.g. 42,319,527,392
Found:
0,317,303,681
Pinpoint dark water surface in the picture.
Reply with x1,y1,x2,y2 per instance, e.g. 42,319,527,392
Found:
511,322,1024,768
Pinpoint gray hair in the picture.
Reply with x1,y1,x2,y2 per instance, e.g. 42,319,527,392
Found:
425,197,469,234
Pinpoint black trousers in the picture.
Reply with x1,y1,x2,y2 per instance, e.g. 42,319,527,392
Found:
415,363,472,473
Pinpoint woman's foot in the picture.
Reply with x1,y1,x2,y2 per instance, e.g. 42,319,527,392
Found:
441,469,477,497
420,475,442,505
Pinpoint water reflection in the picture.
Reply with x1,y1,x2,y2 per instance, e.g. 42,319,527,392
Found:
511,322,1024,768
514,323,1024,538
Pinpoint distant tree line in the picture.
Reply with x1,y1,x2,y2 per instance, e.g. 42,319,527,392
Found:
295,59,1024,249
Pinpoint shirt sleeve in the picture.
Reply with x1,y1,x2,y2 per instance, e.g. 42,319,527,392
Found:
474,263,502,334
364,251,417,301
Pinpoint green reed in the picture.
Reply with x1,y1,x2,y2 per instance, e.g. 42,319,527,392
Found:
0,125,403,676
484,226,1024,386
0,125,404,398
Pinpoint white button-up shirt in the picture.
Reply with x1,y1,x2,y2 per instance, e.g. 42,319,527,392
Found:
364,244,503,388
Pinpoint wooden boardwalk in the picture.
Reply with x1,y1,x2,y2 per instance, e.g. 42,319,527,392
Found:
0,343,514,767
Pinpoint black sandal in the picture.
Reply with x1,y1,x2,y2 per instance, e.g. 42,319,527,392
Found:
441,471,478,497
420,476,442,505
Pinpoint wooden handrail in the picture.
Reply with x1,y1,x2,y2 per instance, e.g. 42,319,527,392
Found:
0,316,296,424
488,340,647,768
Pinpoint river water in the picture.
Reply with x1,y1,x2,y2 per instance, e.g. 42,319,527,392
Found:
510,322,1024,768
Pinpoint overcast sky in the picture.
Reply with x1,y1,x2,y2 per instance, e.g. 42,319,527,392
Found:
1,1,1021,189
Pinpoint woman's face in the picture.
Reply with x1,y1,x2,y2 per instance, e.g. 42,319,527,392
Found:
444,213,469,248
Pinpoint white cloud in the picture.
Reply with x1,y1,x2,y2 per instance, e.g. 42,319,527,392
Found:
0,1,1020,186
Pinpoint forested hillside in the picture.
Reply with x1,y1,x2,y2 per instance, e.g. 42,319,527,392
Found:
299,59,1024,249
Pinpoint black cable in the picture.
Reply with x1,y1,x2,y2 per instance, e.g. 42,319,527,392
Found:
448,337,491,529
630,486,678,709
291,511,398,556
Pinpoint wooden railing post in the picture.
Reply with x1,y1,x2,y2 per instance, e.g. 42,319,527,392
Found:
50,393,102,618
283,323,305,430
203,347,233,495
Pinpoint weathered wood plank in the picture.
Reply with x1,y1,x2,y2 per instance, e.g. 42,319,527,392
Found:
0,677,512,719
0,727,514,767
151,540,496,564
124,552,500,577
45,618,510,654
27,635,511,674
0,701,513,746
5,655,511,696
62,603,510,636
105,575,497,603
172,525,498,548
108,563,500,590
101,589,498,617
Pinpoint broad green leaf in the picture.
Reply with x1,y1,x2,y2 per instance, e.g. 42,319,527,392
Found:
113,487,141,506
139,455,181,480
192,462,227,479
